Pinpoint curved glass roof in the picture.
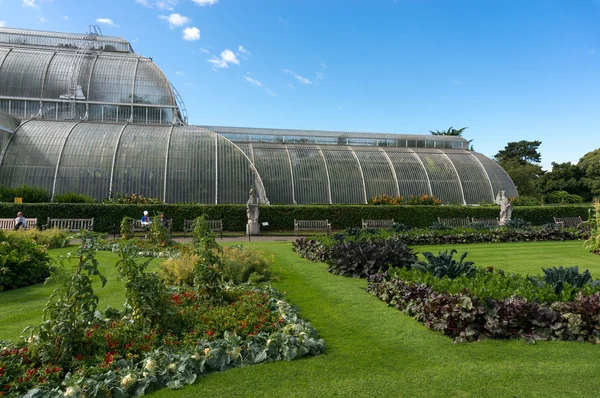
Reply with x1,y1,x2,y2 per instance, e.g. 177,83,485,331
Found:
0,121,267,204
0,120,515,205
0,27,133,53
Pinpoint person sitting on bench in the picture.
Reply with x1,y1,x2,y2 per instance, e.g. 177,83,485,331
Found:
14,211,26,230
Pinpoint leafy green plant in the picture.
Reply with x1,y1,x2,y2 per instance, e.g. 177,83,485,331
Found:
413,250,475,279
160,253,199,286
106,192,163,204
115,243,175,329
25,231,107,365
220,245,272,285
0,230,52,291
192,216,225,301
584,199,600,253
147,216,173,247
529,266,596,296
3,227,70,249
120,216,133,239
505,218,532,229
0,184,50,203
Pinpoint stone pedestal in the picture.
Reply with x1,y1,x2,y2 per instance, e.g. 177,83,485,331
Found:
246,221,260,236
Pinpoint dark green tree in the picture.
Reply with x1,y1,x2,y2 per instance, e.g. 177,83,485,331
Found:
494,141,544,197
429,126,468,136
537,161,590,201
494,140,542,165
579,148,600,197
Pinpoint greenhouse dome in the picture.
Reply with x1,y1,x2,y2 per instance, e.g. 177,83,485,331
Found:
0,27,517,205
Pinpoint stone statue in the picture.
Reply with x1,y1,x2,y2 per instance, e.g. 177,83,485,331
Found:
495,190,513,225
246,188,260,235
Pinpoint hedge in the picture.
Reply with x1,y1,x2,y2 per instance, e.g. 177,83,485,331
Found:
0,203,593,233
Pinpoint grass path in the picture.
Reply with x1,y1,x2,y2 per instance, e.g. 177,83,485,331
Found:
154,241,600,397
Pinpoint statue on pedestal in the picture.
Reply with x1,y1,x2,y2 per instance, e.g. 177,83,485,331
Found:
495,190,513,226
246,188,260,235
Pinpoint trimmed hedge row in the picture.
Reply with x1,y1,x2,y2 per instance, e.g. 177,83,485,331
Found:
0,203,592,233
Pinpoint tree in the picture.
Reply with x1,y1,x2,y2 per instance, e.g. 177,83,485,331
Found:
429,126,468,136
494,140,542,165
537,161,590,201
579,149,600,197
495,141,544,197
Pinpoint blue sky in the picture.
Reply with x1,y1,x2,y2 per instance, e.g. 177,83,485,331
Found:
1,0,598,170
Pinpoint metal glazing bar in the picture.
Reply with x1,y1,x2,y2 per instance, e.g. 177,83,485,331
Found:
470,152,495,202
348,146,368,204
283,143,296,204
379,147,400,197
317,146,333,204
248,142,255,163
407,148,433,196
0,119,33,168
437,149,466,205
38,50,58,117
51,121,81,200
108,123,128,198
163,125,175,202
215,134,218,204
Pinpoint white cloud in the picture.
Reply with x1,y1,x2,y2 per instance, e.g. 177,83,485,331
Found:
62,16,70,20
96,18,119,27
337,106,343,111
238,45,250,55
283,69,312,85
208,49,239,69
286,83,295,89
156,0,177,10
265,89,276,97
200,47,210,54
135,0,153,7
182,27,200,41
221,49,239,64
176,71,185,76
37,17,46,23
243,76,262,87
0,21,5,27
159,13,189,28
22,0,38,8
452,79,463,85
192,0,218,5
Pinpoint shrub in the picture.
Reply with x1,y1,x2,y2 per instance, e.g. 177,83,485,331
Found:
160,253,199,286
147,217,174,247
54,192,97,203
428,221,454,231
327,236,417,278
0,230,52,291
545,191,584,204
510,196,542,206
0,185,50,203
584,199,600,253
220,245,272,285
107,192,164,204
3,228,70,249
413,250,475,279
369,194,404,205
406,194,442,205
120,216,134,239
292,237,332,262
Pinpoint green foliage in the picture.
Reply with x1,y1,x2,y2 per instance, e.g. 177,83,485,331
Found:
115,243,175,330
578,148,600,197
510,195,542,206
0,185,50,203
495,140,542,165
369,194,404,205
499,159,544,197
413,250,475,279
192,216,225,301
0,230,52,291
0,202,593,232
504,218,532,229
529,266,595,296
25,231,107,365
53,192,97,203
220,245,272,285
160,253,199,286
429,126,468,136
3,228,70,249
537,161,590,201
584,199,600,253
146,216,174,247
544,190,584,204
120,216,133,239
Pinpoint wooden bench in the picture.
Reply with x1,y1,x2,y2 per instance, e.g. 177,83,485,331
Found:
294,219,332,236
471,217,499,227
183,219,223,239
0,218,38,230
46,218,93,232
553,216,584,229
130,219,173,236
438,217,471,228
362,219,395,229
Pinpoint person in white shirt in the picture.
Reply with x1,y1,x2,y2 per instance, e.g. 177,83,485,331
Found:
14,211,26,230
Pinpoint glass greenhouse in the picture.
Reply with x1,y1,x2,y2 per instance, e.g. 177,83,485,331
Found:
0,27,517,205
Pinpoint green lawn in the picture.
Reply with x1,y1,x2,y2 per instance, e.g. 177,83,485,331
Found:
2,241,600,397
